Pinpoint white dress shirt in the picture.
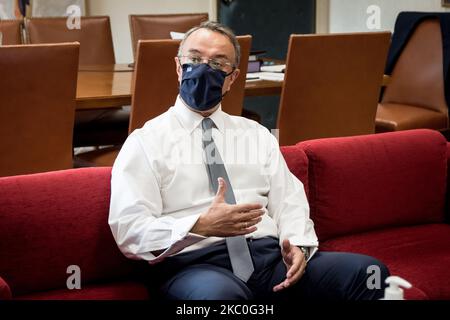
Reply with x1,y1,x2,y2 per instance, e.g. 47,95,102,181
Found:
109,96,319,264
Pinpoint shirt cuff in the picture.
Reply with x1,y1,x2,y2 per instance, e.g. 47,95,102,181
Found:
171,213,202,242
146,214,207,265
281,236,318,262
303,246,318,262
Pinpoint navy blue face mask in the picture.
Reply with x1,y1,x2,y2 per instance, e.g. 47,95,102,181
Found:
179,63,231,111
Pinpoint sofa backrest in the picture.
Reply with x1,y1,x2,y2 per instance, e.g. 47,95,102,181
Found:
297,129,447,241
447,142,450,223
0,168,138,296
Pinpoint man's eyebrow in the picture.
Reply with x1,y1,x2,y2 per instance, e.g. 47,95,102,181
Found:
186,49,231,61
187,49,202,55
212,54,231,60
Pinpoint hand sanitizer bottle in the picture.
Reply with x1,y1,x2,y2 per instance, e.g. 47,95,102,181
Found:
382,276,412,300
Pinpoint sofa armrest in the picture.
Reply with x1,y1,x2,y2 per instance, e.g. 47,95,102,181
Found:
0,276,12,300
447,143,450,223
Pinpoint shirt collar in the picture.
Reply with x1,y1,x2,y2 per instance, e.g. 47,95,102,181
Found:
173,95,225,134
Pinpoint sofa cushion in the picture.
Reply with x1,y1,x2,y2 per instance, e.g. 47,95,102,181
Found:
320,223,450,300
0,168,138,297
447,143,450,223
0,276,12,300
280,145,309,197
16,280,150,300
298,129,447,241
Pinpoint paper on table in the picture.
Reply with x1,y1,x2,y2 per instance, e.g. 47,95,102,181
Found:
170,31,185,40
249,72,285,82
246,73,260,81
260,64,286,73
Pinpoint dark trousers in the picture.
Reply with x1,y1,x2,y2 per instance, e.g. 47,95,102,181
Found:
147,237,390,300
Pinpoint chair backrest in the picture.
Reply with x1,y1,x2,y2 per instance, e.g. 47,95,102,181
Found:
0,19,23,45
381,18,447,115
222,35,252,117
25,16,115,65
129,39,180,133
129,13,208,59
0,43,79,177
129,35,252,133
277,32,391,145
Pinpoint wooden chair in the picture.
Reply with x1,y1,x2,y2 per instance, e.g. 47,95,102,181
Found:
25,16,115,65
0,43,79,177
75,39,180,166
77,35,252,166
25,16,128,148
277,32,391,146
129,14,251,117
376,18,449,132
222,35,252,117
0,19,23,45
129,13,208,59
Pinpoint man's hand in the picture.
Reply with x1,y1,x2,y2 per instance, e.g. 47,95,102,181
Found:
191,177,264,237
273,239,307,292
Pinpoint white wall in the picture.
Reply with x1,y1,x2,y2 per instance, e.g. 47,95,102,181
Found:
329,0,450,33
87,0,216,63
88,0,450,61
0,0,14,19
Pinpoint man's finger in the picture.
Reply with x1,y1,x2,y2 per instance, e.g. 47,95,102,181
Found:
273,279,289,292
286,255,302,279
238,216,262,230
231,203,263,213
282,251,293,267
247,216,263,225
273,282,285,292
234,226,257,236
234,209,264,222
274,248,308,292
213,177,227,203
288,259,307,286
282,239,291,254
246,208,265,215
277,262,305,292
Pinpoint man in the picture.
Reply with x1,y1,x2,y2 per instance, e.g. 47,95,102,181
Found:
109,21,389,300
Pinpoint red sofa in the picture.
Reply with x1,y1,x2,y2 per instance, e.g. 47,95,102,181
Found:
0,129,449,300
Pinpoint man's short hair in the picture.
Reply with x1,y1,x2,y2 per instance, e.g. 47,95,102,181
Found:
178,21,241,67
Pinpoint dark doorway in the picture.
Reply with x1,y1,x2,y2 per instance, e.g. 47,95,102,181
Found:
218,0,316,130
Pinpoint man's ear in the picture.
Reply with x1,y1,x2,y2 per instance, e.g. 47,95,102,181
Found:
175,57,182,82
224,68,240,92
230,68,240,85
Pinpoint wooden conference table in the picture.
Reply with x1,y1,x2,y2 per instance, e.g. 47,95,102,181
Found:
76,64,390,110
76,64,283,110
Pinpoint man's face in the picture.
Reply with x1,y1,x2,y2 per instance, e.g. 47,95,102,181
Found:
175,28,240,97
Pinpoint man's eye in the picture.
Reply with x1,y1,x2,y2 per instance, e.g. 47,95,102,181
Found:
190,56,202,64
210,60,223,69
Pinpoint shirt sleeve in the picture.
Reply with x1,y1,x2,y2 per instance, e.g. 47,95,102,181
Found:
109,133,205,262
265,133,319,260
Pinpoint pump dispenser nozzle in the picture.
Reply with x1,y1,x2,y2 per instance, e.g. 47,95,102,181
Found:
383,276,412,300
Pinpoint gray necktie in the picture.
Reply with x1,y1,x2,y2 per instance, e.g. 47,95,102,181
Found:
201,117,254,282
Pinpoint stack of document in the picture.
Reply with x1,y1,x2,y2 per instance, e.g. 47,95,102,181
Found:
170,31,185,40
246,64,286,82
260,64,285,73
246,72,285,82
